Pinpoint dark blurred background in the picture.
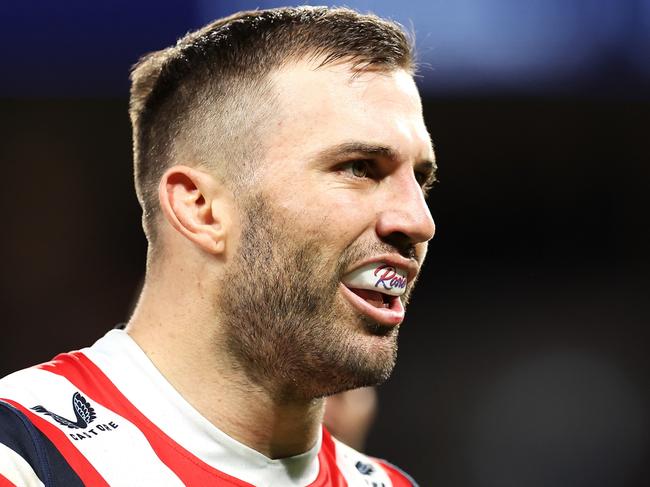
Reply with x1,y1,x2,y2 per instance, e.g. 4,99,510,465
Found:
1,1,648,486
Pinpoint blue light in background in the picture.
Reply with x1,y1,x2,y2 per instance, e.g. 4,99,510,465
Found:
0,0,199,96
198,0,650,96
1,0,648,97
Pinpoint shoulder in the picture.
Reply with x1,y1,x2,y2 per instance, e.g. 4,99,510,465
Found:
0,351,92,422
0,399,47,485
322,429,419,487
371,457,420,487
0,398,84,486
0,352,101,486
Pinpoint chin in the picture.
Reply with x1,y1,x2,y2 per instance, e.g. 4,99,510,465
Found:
310,333,398,399
362,319,399,337
315,367,394,400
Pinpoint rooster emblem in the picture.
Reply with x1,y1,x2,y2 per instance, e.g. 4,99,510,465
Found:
32,392,96,429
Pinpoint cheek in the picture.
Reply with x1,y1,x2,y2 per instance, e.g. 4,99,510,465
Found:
285,196,371,246
263,168,375,242
309,196,373,244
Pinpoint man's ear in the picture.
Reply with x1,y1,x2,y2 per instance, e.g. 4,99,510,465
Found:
158,165,229,255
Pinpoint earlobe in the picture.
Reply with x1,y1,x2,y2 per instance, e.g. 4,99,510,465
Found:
158,166,228,255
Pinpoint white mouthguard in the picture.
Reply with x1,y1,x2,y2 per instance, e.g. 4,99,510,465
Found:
342,262,408,296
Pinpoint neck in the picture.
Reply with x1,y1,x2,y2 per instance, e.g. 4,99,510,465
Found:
126,278,325,459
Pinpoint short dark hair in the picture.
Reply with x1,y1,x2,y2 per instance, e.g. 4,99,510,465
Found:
129,6,414,243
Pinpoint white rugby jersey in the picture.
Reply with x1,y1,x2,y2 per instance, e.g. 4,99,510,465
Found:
0,330,417,486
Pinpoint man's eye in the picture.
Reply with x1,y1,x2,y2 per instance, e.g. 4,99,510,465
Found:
340,160,371,178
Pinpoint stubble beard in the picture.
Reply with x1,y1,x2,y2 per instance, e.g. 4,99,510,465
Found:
216,195,414,401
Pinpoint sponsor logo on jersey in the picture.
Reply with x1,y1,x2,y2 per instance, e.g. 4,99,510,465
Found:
355,460,389,486
31,391,119,441
356,460,375,476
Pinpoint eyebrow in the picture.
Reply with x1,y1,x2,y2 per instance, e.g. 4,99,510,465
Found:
313,141,438,186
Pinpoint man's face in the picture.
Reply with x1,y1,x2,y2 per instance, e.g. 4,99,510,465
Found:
217,60,435,400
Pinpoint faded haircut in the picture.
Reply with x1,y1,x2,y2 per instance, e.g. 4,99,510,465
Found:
129,6,415,243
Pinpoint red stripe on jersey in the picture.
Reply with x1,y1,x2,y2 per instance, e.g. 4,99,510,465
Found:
308,428,348,487
37,352,255,486
377,459,415,487
0,398,108,486
0,473,18,487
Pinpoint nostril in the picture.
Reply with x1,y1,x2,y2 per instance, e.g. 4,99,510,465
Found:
382,232,416,259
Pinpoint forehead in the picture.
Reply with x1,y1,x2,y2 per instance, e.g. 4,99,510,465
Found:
264,60,433,164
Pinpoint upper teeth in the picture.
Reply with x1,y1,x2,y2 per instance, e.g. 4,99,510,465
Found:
342,262,408,296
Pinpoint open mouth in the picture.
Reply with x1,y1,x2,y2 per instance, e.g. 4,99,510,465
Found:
339,283,405,326
348,288,394,308
339,261,409,326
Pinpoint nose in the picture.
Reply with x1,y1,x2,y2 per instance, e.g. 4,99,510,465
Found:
375,169,436,247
